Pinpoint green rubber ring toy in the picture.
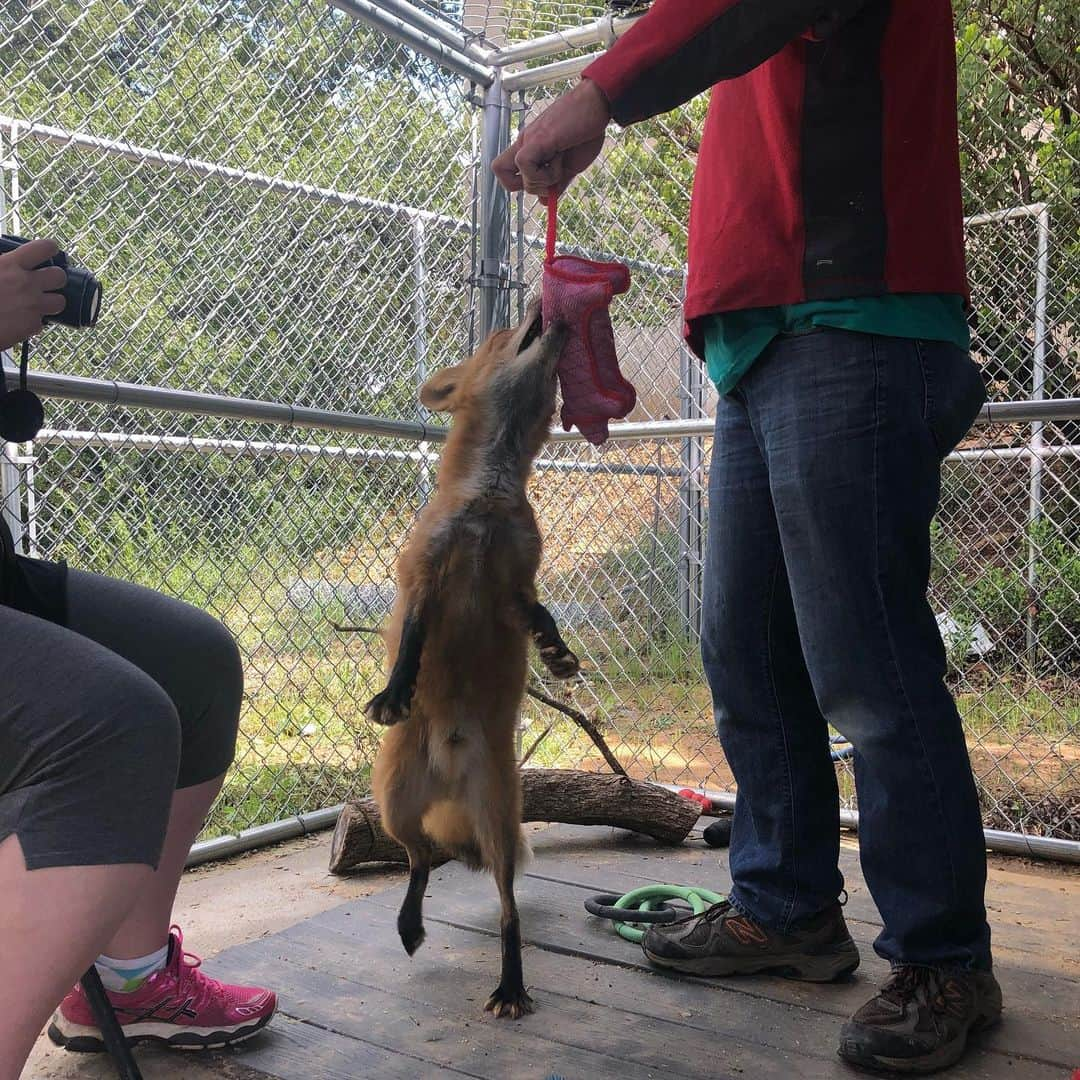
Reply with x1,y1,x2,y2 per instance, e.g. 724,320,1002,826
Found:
607,884,726,944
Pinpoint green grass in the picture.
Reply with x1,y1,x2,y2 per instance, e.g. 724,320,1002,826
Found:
955,685,1078,740
197,638,384,840
202,760,370,841
142,537,1074,840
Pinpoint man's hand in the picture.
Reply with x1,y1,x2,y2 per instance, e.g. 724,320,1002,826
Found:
492,79,612,200
0,239,67,351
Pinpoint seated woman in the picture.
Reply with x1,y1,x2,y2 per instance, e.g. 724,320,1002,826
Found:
0,238,276,1078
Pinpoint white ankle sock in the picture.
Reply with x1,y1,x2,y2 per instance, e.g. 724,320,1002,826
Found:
94,943,169,993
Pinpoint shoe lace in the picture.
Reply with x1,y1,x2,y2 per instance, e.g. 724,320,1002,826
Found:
664,898,732,928
881,965,951,1016
703,900,735,923
169,926,227,1008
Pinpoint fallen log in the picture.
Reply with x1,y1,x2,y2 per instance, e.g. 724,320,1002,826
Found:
329,768,699,875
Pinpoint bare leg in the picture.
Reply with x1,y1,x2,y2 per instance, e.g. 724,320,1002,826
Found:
0,835,152,1079
100,774,224,960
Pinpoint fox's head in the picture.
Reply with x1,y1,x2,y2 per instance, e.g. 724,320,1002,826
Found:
420,298,567,480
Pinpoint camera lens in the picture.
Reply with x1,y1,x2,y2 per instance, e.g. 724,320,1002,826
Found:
0,236,102,329
63,266,103,328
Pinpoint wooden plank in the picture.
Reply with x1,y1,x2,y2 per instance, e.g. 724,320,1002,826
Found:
236,898,1068,1080
218,1012,475,1080
204,823,1074,1078
531,823,1080,953
523,849,1078,980
523,824,1080,975
352,860,1078,1066
248,925,832,1079
210,929,696,1080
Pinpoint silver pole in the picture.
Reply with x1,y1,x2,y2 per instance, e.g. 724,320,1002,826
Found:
23,367,450,442
502,52,600,94
20,368,1080,443
965,202,1047,228
34,428,438,464
655,784,1080,865
983,397,1080,422
412,217,434,505
490,13,642,67
345,0,493,65
1026,206,1051,669
7,127,38,558
478,71,511,339
186,805,343,868
0,116,472,233
185,781,1080,868
34,427,681,479
514,91,527,325
0,122,24,552
327,0,493,85
677,272,705,641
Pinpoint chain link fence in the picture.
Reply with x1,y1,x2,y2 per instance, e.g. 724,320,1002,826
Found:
1,0,1076,849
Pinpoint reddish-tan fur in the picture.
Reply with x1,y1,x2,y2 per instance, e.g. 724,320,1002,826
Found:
369,300,572,1018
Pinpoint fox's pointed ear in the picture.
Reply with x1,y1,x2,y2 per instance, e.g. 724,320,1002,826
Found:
419,365,462,412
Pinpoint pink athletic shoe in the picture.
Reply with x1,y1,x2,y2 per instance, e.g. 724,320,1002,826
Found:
49,926,276,1051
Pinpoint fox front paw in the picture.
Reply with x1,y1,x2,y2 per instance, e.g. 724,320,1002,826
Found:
365,683,412,726
539,644,580,680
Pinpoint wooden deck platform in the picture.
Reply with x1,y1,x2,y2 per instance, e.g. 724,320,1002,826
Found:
208,823,1079,1079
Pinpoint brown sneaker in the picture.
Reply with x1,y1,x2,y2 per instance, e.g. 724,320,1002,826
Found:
838,965,1003,1074
640,899,860,981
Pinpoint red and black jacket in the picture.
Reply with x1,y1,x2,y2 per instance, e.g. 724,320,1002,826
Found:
582,0,968,358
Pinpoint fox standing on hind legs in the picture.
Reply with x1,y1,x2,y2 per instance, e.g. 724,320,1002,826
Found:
367,297,580,1019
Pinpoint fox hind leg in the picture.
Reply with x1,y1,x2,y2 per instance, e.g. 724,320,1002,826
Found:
398,840,432,956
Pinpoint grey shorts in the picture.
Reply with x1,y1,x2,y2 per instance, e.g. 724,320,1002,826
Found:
0,565,243,870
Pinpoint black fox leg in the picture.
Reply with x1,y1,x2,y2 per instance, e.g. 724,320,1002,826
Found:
366,610,426,725
527,601,579,679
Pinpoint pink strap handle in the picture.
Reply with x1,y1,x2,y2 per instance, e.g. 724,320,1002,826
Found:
545,189,558,265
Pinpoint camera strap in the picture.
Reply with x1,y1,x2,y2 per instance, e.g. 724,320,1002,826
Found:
0,340,45,443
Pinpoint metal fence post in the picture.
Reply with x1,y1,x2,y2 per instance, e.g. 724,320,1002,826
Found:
478,71,511,339
412,215,433,507
0,121,28,554
678,274,705,641
1026,206,1051,670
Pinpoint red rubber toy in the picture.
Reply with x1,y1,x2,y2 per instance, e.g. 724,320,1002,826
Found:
542,192,635,446
677,789,714,813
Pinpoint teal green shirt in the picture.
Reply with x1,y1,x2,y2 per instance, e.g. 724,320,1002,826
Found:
703,295,971,395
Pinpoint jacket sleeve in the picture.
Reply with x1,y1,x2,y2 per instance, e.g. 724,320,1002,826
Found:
582,0,873,125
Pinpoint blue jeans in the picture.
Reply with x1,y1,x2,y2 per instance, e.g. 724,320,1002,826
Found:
702,329,992,971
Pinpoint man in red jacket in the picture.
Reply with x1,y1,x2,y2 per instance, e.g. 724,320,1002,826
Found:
494,0,1000,1073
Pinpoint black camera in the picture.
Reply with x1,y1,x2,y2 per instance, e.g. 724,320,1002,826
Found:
0,234,102,328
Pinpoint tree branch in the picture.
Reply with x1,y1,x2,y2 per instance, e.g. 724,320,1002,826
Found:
525,683,628,777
